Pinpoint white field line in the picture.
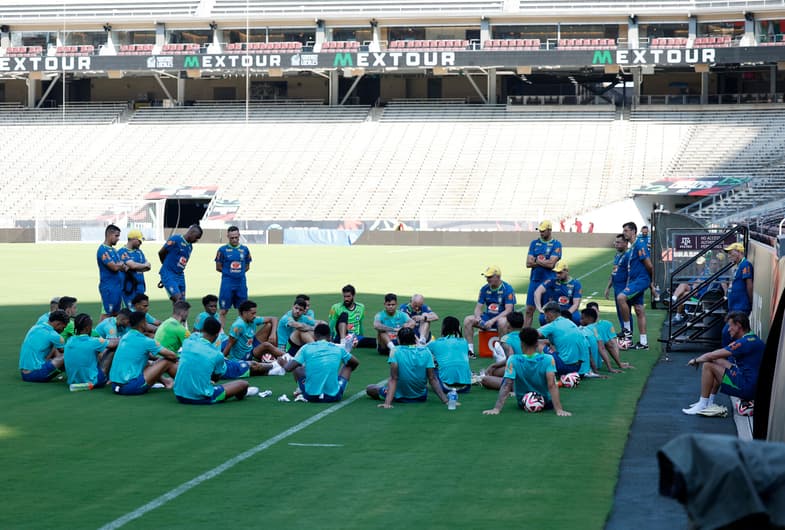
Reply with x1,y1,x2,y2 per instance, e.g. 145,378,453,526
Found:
98,381,384,530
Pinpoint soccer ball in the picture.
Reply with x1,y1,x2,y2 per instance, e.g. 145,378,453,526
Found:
736,400,754,416
521,392,546,412
618,338,632,350
560,372,580,388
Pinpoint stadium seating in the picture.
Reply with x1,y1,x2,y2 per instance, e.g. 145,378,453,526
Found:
388,40,471,51
649,38,688,49
54,45,95,56
693,36,733,48
557,38,616,50
483,39,541,51
224,41,304,52
118,44,155,55
161,43,201,54
0,102,126,125
4,46,44,57
321,41,361,51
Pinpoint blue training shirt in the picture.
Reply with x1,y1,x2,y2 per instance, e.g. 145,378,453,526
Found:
159,234,193,278
294,340,352,397
528,238,562,284
388,345,435,400
109,329,163,384
727,258,753,313
97,243,123,288
215,244,252,285
477,281,517,318
427,336,472,385
504,353,556,403
627,238,651,284
64,335,108,385
18,322,65,370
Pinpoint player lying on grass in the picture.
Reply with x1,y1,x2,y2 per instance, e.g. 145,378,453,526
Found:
482,327,571,416
367,327,451,408
174,317,257,404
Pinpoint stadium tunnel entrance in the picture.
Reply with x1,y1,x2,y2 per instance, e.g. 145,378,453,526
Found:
163,198,210,229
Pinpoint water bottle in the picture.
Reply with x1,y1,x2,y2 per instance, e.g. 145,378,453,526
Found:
447,388,458,411
69,382,94,392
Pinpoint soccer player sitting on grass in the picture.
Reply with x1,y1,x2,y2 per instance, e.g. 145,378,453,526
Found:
18,310,67,382
682,311,765,416
108,311,179,395
367,327,451,408
223,300,285,373
277,296,316,355
174,317,257,405
329,284,376,349
537,302,587,377
481,311,526,379
581,304,633,373
154,300,191,354
37,296,79,342
400,294,439,344
284,323,360,403
64,314,118,390
94,307,131,340
374,293,415,355
427,316,473,393
482,327,571,416
131,293,160,336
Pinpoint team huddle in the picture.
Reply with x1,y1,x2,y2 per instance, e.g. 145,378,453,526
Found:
19,220,756,417
19,222,654,415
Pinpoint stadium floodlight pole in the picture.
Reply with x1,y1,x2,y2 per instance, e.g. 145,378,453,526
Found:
62,0,66,122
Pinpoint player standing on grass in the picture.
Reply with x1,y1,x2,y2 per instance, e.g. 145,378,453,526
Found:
215,226,252,329
617,222,653,350
524,220,562,328
97,224,127,320
605,234,633,335
118,229,151,309
158,224,202,303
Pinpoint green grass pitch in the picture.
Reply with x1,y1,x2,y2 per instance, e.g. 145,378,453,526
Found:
0,243,663,529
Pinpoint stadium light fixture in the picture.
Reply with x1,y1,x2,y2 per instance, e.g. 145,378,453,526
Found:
209,21,218,30
103,24,112,32
370,18,378,28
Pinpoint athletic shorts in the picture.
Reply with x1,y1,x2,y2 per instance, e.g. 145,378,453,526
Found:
621,279,649,304
479,313,499,329
378,386,428,403
297,376,348,403
526,281,545,307
176,385,226,405
552,354,581,376
223,360,250,379
21,360,60,382
160,274,185,300
111,374,150,396
99,284,123,315
286,340,302,355
434,370,471,394
219,282,247,311
720,365,754,401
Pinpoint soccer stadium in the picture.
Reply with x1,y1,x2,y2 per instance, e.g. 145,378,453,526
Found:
3,0,785,528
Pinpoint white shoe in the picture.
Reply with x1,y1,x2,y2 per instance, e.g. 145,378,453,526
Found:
277,394,290,402
294,394,307,403
582,371,601,379
682,403,707,415
280,353,293,363
492,343,506,363
268,363,286,376
151,382,165,389
245,386,260,397
697,404,729,417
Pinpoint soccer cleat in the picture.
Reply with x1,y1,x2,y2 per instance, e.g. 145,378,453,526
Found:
468,351,477,360
697,404,729,418
682,403,708,415
245,386,260,397
631,342,649,350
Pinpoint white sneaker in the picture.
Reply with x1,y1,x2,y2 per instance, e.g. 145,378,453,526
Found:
342,335,354,352
682,403,708,415
582,371,601,379
492,342,507,363
697,404,729,417
245,386,260,397
294,394,307,403
151,382,165,389
268,363,286,376
277,394,290,402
